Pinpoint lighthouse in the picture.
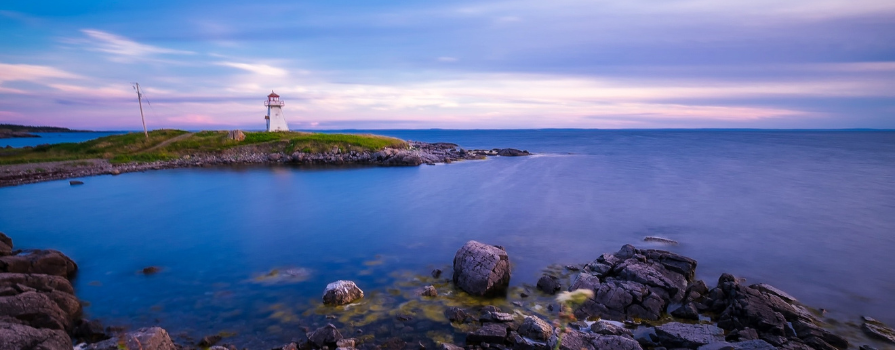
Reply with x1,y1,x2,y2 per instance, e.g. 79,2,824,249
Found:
264,91,289,132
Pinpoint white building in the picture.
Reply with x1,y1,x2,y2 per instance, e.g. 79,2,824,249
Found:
264,91,289,132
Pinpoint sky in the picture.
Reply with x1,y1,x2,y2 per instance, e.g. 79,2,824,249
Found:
0,0,894,130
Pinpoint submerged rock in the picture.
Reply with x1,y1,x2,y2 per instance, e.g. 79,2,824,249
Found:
861,317,895,345
307,324,343,348
142,266,161,275
420,285,437,297
70,180,84,185
452,240,511,297
496,148,531,157
322,280,364,305
444,307,472,324
85,327,176,350
643,236,678,245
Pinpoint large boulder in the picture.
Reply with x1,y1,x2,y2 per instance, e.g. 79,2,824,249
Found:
85,327,176,350
452,241,511,297
0,232,12,256
0,320,72,350
0,291,73,331
536,275,561,295
0,249,78,278
322,280,364,305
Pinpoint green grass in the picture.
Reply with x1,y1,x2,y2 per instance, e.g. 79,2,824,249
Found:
0,129,406,165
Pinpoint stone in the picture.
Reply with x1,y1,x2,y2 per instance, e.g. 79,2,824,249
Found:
269,153,283,161
199,334,223,347
612,258,689,302
517,316,552,341
452,241,511,297
420,285,437,297
643,236,678,245
439,344,464,350
862,318,895,345
790,319,847,349
0,232,11,256
323,280,364,305
0,249,78,278
0,291,73,331
73,318,109,343
142,266,161,275
670,302,700,320
70,180,84,185
0,273,74,295
752,283,797,303
547,328,594,350
653,322,725,348
227,130,246,141
466,323,508,344
697,340,776,350
480,311,514,323
85,327,176,350
591,335,643,350
569,273,601,292
431,269,442,278
307,324,343,348
444,307,472,323
574,280,665,321
0,321,72,350
536,275,561,295
590,320,632,337
336,338,356,348
496,148,530,156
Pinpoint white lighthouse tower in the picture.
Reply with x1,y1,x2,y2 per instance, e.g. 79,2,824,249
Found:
264,91,289,132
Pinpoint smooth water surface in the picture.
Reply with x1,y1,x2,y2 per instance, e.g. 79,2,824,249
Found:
1,130,894,346
1,132,126,148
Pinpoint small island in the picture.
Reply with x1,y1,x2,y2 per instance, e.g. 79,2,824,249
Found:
0,123,88,139
0,129,530,187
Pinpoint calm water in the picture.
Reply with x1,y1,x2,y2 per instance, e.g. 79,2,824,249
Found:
1,130,894,347
1,132,126,148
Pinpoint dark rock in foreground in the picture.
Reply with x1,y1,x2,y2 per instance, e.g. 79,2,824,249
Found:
85,327,176,350
0,249,78,278
452,240,511,297
653,322,725,348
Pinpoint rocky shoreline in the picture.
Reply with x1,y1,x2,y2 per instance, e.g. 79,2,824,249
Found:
0,141,531,187
2,233,894,350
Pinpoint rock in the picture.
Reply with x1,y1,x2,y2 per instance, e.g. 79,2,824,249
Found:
73,318,109,343
444,307,472,323
790,319,847,349
307,324,343,348
142,266,161,275
85,327,176,350
322,280,364,305
70,180,84,185
199,334,223,347
227,130,246,141
110,169,120,175
0,232,12,256
0,321,72,350
862,318,895,345
420,285,437,297
536,275,561,295
0,249,78,278
671,302,700,320
480,311,514,323
590,320,632,337
612,257,689,302
574,280,665,321
0,291,73,330
591,335,643,350
268,153,282,161
547,328,594,350
518,316,553,341
859,346,879,350
569,273,601,292
336,338,356,348
653,322,725,348
0,273,74,295
697,340,776,350
466,323,508,344
497,148,530,157
439,343,464,350
431,269,442,278
752,283,797,303
452,241,511,297
643,236,678,245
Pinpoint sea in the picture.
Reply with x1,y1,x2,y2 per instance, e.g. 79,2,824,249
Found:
1,129,894,347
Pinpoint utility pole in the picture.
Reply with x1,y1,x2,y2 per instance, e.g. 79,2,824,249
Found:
134,83,148,139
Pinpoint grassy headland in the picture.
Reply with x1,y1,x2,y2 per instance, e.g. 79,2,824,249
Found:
0,129,407,165
0,123,89,133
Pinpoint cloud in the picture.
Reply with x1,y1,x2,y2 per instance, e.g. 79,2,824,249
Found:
79,29,194,58
437,57,458,62
215,62,288,76
0,63,82,83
